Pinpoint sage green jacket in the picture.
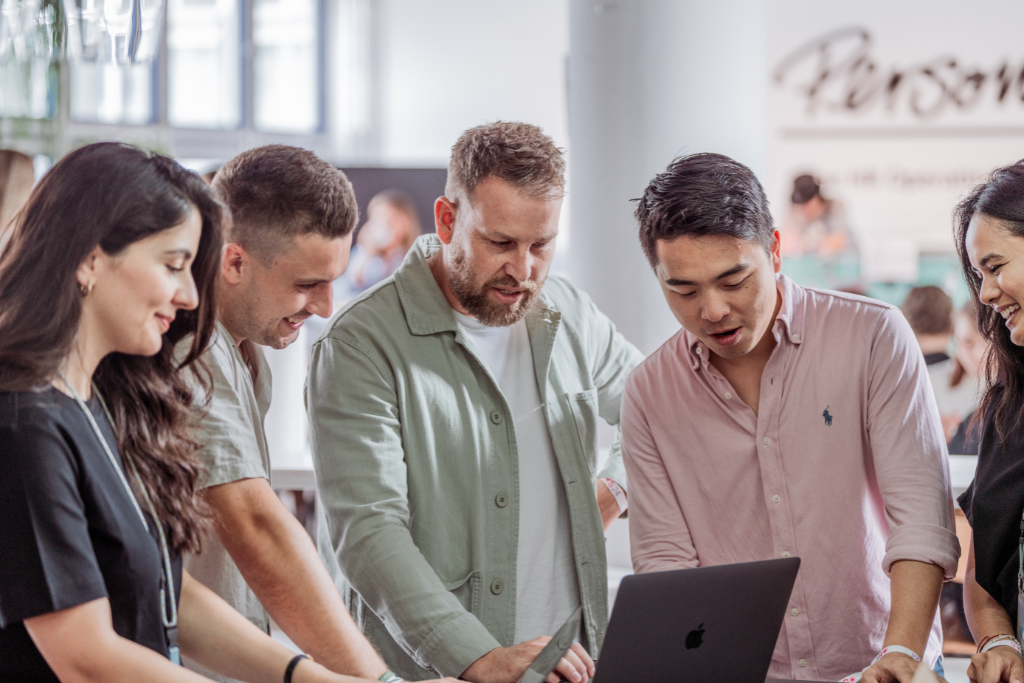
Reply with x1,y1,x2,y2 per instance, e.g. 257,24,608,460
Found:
307,235,643,679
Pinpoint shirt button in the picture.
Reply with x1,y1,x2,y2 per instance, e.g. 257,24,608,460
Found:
489,410,502,425
799,659,807,668
495,492,509,508
490,579,504,595
781,551,790,558
762,436,771,445
724,392,732,400
791,334,800,343
791,608,800,617
773,494,781,503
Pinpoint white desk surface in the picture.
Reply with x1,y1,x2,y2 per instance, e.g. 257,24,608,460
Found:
273,454,979,497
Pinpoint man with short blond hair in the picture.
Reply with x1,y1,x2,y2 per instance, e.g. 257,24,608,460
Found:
309,122,643,683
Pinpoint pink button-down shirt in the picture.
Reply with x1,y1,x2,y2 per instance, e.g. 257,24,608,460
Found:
621,275,959,681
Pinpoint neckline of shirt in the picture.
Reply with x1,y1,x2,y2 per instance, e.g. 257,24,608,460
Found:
453,310,515,335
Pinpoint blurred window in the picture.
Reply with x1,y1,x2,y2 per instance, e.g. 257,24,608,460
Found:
69,62,154,124
252,0,320,133
166,0,241,129
0,61,55,118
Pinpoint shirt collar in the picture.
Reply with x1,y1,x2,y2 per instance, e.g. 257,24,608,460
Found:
394,234,559,336
685,273,805,370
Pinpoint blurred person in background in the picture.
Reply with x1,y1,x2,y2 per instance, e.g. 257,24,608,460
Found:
781,173,855,258
946,301,989,455
346,189,421,292
0,150,34,248
955,160,1024,683
902,285,954,367
0,142,387,683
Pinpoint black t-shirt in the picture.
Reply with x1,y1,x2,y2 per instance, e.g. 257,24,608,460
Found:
0,387,183,682
958,393,1024,622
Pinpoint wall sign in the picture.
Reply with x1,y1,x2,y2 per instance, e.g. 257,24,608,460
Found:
767,0,1024,262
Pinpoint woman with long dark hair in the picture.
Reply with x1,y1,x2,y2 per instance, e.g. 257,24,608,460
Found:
955,160,1024,683
0,143,392,683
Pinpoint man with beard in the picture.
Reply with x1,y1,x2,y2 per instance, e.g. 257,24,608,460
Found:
307,122,643,683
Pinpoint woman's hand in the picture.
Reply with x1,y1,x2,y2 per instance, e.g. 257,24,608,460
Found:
968,646,1024,683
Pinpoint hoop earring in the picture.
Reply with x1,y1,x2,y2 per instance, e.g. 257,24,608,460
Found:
81,281,95,296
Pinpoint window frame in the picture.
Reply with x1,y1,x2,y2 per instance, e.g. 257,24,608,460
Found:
1,0,334,161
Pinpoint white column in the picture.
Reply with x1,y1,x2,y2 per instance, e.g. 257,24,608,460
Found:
567,0,768,355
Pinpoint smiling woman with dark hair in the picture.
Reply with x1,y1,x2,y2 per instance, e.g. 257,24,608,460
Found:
0,143,387,683
954,159,1024,683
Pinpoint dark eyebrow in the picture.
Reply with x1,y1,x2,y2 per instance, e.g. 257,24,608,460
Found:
979,253,1002,268
164,248,193,259
665,262,750,287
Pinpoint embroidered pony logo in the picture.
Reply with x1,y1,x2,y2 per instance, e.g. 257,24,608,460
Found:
823,405,833,427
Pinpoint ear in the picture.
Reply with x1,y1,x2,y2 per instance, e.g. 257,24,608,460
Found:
770,230,782,274
221,242,248,285
76,245,103,291
434,196,457,245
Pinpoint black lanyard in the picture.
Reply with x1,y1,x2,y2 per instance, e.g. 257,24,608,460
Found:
59,374,181,665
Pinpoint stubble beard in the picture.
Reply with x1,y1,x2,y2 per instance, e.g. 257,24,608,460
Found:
448,245,543,327
223,288,295,349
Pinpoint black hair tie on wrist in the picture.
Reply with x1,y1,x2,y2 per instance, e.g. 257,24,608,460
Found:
284,654,309,683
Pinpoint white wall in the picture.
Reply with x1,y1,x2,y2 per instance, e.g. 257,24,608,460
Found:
568,0,769,356
375,0,570,165
263,0,573,467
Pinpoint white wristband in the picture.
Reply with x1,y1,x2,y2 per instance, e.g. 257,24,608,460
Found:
871,645,922,665
600,478,628,513
840,645,922,683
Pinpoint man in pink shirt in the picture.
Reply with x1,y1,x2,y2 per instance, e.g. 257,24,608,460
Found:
622,153,960,683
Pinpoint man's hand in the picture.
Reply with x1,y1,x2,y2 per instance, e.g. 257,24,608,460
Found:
968,646,1024,683
860,652,925,683
597,481,622,532
461,639,595,683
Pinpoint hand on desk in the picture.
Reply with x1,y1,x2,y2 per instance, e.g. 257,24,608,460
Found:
461,638,594,683
968,646,1024,683
860,652,934,683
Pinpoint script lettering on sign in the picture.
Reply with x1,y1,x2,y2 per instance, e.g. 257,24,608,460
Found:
772,26,1024,119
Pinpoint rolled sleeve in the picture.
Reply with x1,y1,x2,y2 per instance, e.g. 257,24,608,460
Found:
308,334,499,676
188,346,269,490
621,373,700,574
867,308,960,579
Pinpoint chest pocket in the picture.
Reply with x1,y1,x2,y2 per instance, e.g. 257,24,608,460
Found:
566,388,599,476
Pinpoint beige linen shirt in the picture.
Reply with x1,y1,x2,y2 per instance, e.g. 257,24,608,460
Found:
622,275,960,681
180,322,273,683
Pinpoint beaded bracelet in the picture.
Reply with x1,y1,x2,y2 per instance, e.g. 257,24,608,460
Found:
979,634,1022,655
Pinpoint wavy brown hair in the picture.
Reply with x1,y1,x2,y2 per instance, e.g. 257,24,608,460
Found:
954,159,1024,442
0,142,225,553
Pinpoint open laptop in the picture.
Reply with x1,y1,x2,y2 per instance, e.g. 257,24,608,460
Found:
593,557,802,683
518,606,583,683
